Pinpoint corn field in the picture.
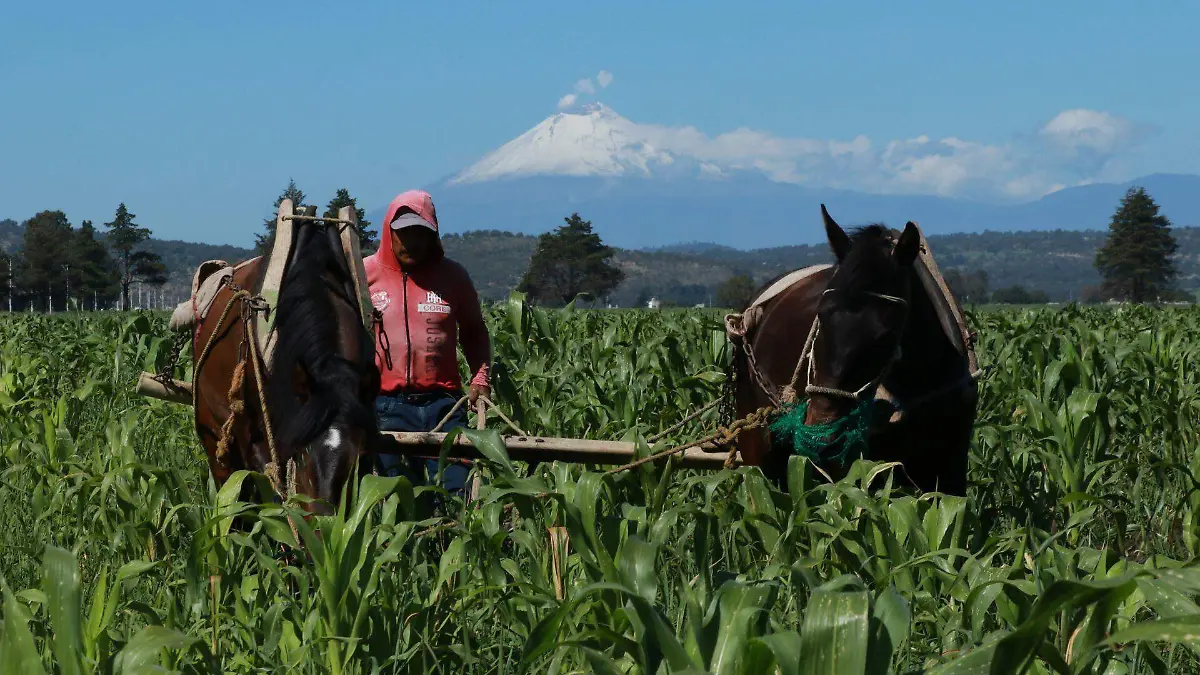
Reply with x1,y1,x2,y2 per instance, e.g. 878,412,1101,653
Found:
3,298,1200,673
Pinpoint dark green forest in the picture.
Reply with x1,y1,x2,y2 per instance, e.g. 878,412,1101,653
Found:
6,217,1199,308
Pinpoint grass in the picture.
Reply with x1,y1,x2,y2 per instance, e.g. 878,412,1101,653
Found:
2,298,1200,673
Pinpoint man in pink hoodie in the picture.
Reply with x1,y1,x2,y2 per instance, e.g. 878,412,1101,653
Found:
365,189,492,496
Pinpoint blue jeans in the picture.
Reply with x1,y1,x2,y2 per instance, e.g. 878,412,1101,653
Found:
375,390,472,496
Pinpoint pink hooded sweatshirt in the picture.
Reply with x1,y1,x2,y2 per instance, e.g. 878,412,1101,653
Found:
363,190,491,395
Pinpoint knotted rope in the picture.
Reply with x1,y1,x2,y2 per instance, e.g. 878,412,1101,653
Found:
604,404,774,475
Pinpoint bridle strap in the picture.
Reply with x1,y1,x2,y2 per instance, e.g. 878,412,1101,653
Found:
799,288,909,403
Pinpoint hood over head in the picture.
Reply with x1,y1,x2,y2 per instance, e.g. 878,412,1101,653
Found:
377,190,444,268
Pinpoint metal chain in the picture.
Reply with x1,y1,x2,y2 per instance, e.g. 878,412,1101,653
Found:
154,328,192,386
372,308,393,371
735,334,781,407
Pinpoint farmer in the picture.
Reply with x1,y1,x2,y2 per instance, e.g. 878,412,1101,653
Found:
364,189,492,497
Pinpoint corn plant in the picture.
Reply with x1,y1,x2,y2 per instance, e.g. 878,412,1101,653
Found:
4,302,1200,673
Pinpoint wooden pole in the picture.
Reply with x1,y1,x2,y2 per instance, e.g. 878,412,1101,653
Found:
134,371,742,469
135,372,193,405
376,431,738,470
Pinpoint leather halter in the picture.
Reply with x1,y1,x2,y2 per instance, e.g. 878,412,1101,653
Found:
799,288,909,403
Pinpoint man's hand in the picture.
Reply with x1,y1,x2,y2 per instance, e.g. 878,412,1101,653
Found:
468,384,491,405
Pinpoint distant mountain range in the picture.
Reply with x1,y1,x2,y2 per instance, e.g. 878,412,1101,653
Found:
7,101,1200,306
364,103,1200,250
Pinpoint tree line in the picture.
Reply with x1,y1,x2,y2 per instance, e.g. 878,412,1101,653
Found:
1,180,378,313
0,204,167,311
255,179,377,255
495,187,1189,310
2,184,1184,312
940,186,1184,306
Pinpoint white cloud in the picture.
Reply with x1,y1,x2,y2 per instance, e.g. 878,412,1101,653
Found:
526,93,1149,199
1036,109,1152,182
613,108,1148,200
1040,109,1137,153
558,71,613,110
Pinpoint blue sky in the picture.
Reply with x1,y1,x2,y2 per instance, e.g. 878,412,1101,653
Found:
2,0,1198,246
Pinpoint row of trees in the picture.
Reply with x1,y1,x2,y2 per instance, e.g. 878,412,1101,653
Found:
2,180,378,313
944,187,1184,306
513,188,1186,311
4,185,1181,312
257,180,377,254
1,204,166,311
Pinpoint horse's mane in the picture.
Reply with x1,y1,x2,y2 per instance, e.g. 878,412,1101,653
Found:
833,224,903,297
265,224,377,450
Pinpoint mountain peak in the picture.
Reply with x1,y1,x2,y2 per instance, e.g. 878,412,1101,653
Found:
449,102,677,185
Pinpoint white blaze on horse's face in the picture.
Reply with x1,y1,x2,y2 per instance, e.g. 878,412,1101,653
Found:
322,425,344,451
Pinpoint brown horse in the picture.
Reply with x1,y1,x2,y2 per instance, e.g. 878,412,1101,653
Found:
730,205,978,495
191,215,379,513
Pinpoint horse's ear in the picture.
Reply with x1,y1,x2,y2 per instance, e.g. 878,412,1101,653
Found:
892,222,922,267
821,204,852,262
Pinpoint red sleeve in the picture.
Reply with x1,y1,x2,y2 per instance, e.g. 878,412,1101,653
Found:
455,265,492,388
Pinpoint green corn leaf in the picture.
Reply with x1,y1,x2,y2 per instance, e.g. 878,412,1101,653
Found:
0,582,45,675
115,625,202,674
42,545,83,675
798,589,870,675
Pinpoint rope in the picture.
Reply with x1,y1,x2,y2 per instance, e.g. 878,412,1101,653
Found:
246,314,283,495
647,396,725,443
193,288,255,469
478,395,528,436
244,294,301,546
430,396,469,433
214,359,246,462
780,315,821,405
604,405,774,475
427,394,529,436
190,280,299,544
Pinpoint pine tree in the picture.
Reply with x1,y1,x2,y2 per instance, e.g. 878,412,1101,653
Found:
70,220,119,309
16,210,73,311
106,203,167,309
257,179,307,254
324,188,377,253
517,213,624,306
1094,187,1179,303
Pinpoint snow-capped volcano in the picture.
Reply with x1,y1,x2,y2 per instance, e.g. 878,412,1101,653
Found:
388,104,1200,250
451,103,679,184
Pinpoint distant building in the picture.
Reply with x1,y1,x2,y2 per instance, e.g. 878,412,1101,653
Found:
647,297,661,309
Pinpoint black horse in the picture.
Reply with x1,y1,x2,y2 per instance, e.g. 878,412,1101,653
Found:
264,220,380,512
730,205,978,494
